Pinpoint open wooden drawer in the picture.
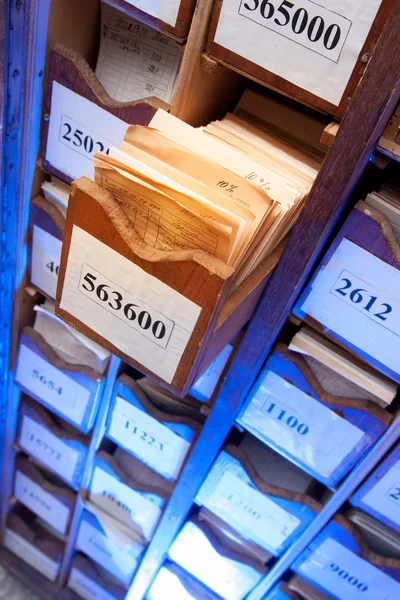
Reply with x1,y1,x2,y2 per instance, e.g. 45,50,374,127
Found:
55,178,284,395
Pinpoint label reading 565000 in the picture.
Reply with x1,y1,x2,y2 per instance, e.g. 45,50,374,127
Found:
78,264,174,349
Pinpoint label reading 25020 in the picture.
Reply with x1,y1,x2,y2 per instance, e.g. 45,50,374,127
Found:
78,264,174,349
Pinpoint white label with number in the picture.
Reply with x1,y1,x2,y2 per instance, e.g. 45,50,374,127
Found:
69,568,118,600
4,528,59,581
300,238,400,376
239,370,364,478
46,81,129,180
89,466,162,539
361,460,400,527
60,226,201,383
31,226,61,299
19,415,79,483
124,0,181,26
214,0,383,105
16,344,90,427
14,471,70,535
76,518,140,586
108,396,190,480
298,537,400,599
204,471,301,551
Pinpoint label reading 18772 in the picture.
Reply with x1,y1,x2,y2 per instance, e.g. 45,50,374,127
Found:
78,264,174,349
239,0,352,62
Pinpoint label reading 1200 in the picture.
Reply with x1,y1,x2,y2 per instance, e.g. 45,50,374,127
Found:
239,0,352,62
78,264,174,349
59,114,112,159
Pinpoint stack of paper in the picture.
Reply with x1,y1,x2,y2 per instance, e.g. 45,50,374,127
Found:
289,326,397,408
41,176,70,218
347,509,400,558
93,102,321,289
136,377,205,422
365,181,400,243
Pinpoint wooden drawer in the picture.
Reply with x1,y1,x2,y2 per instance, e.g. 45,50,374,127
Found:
104,0,196,39
16,398,90,490
68,553,126,600
148,561,223,600
55,178,282,396
265,579,333,600
75,505,146,588
4,507,64,583
237,342,390,486
293,202,400,383
105,374,201,480
29,195,64,300
13,456,75,536
42,44,167,184
377,102,400,161
351,444,400,535
292,512,400,599
206,0,393,118
196,437,318,556
88,447,172,540
167,513,269,600
15,327,105,433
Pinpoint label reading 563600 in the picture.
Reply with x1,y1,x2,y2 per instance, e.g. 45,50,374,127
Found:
78,264,174,349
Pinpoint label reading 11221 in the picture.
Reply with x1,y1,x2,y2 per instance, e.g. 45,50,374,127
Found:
239,0,352,62
78,264,174,349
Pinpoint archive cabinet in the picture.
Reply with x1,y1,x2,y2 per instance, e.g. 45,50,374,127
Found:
2,0,400,599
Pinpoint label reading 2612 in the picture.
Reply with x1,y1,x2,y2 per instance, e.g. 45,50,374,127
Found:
78,264,174,349
239,0,352,62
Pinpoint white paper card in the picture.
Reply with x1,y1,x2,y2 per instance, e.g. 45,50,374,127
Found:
108,396,190,480
45,81,129,180
76,518,140,586
31,226,61,299
16,344,90,427
214,0,382,105
190,344,233,401
123,0,181,26
361,460,400,526
169,522,262,600
298,537,400,599
205,471,300,552
148,567,197,600
300,238,400,376
60,226,201,383
96,4,181,103
69,568,117,600
90,466,162,539
19,415,79,483
4,528,59,581
239,370,364,478
14,471,70,535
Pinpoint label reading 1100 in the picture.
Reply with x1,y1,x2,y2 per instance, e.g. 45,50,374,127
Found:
78,264,174,349
239,0,352,62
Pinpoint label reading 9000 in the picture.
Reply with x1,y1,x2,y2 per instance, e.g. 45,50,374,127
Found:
239,0,352,62
78,263,174,349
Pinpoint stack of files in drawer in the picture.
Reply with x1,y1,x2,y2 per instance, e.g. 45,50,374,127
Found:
93,98,322,289
266,576,334,599
196,432,320,556
4,506,64,582
292,507,400,599
105,374,203,481
238,326,395,486
151,508,272,600
15,299,110,433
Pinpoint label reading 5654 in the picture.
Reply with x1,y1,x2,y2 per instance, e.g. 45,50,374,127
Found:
78,264,174,349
